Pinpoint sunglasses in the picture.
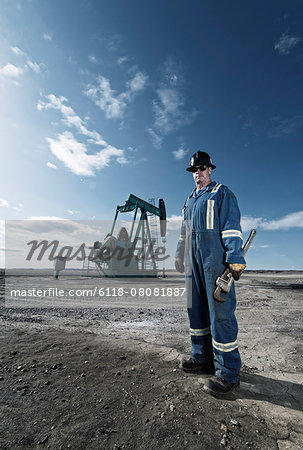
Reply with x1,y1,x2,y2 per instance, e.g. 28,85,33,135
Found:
192,165,208,173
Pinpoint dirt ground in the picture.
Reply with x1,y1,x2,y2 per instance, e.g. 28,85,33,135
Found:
1,271,303,449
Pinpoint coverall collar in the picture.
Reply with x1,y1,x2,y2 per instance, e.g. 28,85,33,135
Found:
193,180,217,197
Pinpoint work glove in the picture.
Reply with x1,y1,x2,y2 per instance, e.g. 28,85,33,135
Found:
175,258,185,274
229,263,246,281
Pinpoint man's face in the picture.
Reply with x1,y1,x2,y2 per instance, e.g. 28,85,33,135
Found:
193,165,212,190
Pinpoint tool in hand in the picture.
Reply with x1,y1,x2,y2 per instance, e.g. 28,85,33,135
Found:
214,229,257,302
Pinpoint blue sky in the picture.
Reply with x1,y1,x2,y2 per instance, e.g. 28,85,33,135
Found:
0,0,302,270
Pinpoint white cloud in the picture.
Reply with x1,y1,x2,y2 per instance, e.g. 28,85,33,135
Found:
274,33,301,55
12,203,23,212
105,34,122,52
166,215,183,231
0,197,9,207
127,72,148,93
26,60,41,74
27,216,65,220
153,88,184,134
147,128,163,149
84,71,148,119
43,33,52,41
38,94,126,176
9,45,42,76
117,56,128,66
167,211,303,235
79,69,90,76
162,58,183,87
0,63,23,78
11,46,25,56
38,94,107,146
155,88,195,133
241,216,264,232
47,131,124,176
149,88,197,147
147,58,197,148
269,115,303,137
172,147,188,160
16,218,109,242
89,55,97,64
261,211,303,230
47,162,57,169
241,211,303,232
85,77,124,119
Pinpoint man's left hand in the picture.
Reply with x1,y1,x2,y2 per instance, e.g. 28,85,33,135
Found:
229,263,246,280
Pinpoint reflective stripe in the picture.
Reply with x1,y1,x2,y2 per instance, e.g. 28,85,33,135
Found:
211,183,222,193
179,235,185,241
206,200,214,229
212,339,238,352
190,326,211,336
221,229,243,240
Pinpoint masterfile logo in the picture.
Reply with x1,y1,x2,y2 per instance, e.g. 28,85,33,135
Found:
4,219,179,272
25,237,169,264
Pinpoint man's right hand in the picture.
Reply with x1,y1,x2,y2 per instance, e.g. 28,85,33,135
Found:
229,263,246,280
175,258,185,273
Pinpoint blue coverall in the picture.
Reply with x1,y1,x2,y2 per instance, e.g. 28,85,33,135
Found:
175,181,245,383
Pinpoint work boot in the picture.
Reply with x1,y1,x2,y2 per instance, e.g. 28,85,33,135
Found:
180,358,215,374
203,376,240,397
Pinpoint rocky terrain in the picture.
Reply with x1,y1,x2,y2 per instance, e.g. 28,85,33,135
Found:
1,271,302,449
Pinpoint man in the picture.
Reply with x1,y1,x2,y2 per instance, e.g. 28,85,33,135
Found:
175,151,246,397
